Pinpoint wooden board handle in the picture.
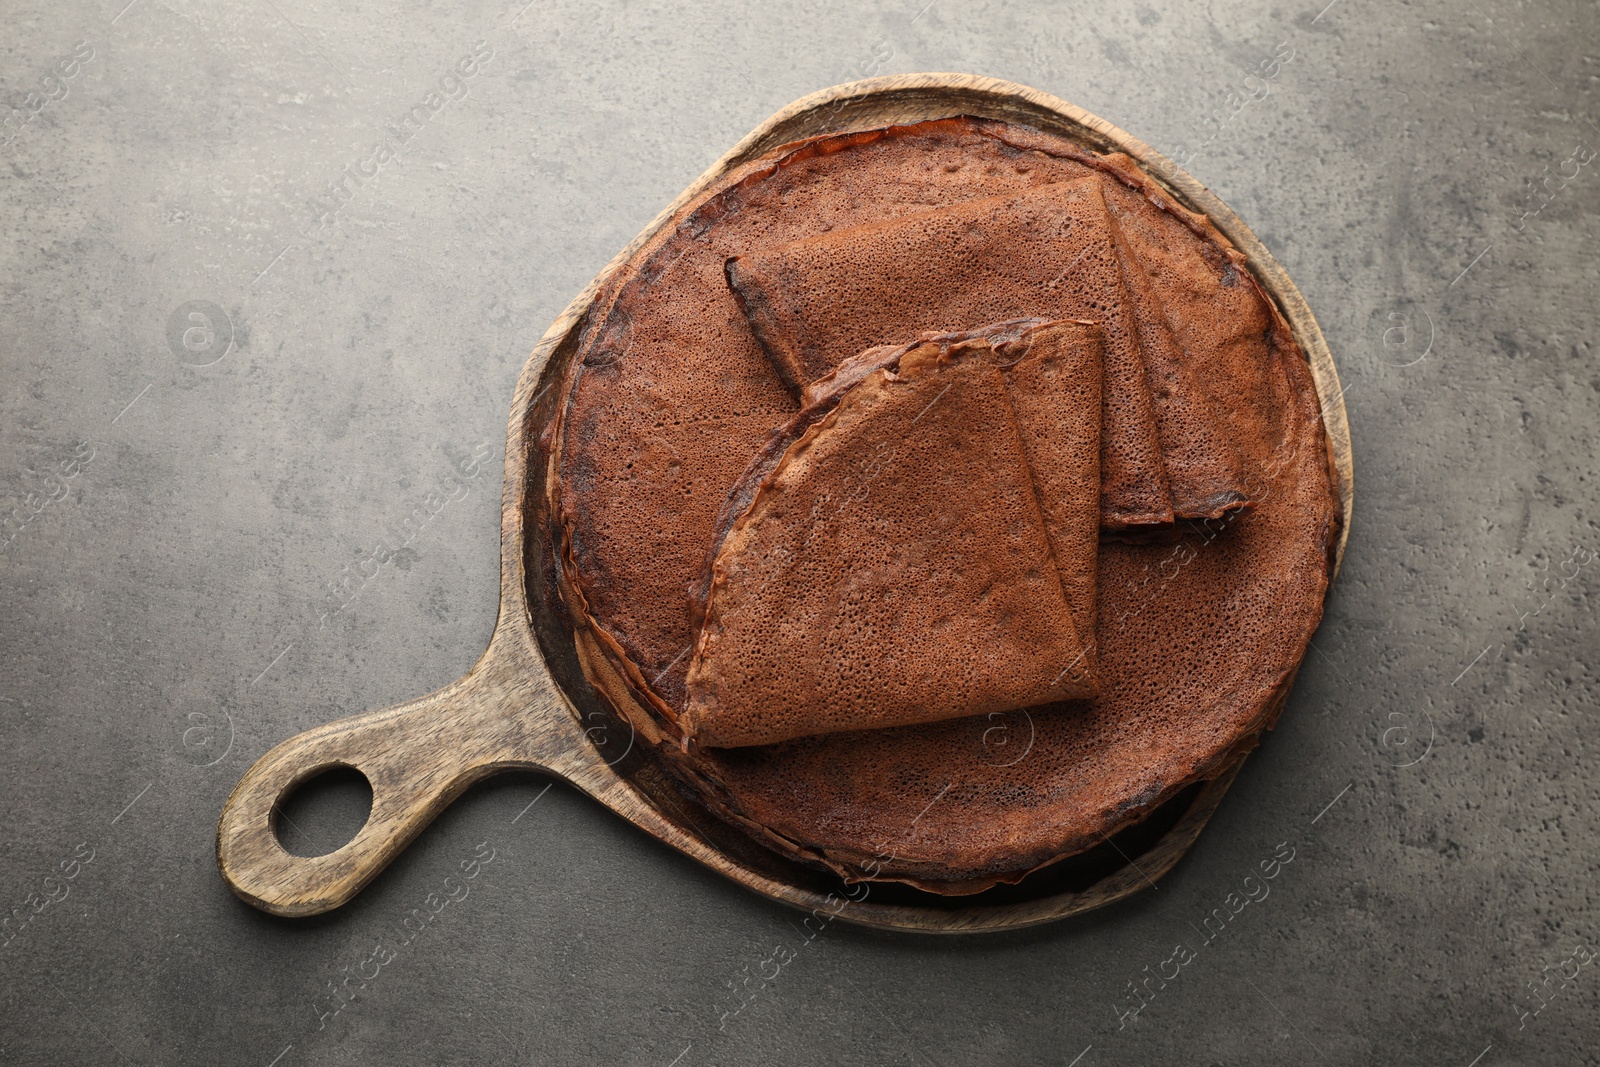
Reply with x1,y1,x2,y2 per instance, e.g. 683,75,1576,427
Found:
216,661,553,917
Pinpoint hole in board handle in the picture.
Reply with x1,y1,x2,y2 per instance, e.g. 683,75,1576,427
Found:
271,765,374,858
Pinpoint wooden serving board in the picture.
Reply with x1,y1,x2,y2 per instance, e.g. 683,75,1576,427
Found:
217,73,1353,933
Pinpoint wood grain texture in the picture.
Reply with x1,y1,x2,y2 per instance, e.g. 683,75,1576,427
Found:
217,73,1353,931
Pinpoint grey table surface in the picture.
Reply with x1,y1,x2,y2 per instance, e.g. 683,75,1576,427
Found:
3,0,1598,1063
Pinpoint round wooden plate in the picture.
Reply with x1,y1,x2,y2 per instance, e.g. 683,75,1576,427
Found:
216,73,1353,932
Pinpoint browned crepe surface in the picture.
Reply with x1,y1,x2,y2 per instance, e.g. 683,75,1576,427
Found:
729,179,1176,529
1105,210,1252,521
684,320,1102,749
793,318,1104,689
545,116,1340,890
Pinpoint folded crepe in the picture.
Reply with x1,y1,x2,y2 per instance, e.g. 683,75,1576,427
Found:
1105,211,1252,520
683,319,1104,749
726,178,1250,528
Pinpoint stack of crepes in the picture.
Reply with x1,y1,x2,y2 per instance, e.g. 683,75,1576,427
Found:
545,117,1340,892
683,177,1254,750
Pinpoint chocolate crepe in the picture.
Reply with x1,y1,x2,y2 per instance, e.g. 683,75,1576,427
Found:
543,116,1340,891
727,180,1253,528
684,320,1103,749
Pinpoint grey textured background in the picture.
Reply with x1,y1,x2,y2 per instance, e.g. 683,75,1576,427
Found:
3,0,1598,1064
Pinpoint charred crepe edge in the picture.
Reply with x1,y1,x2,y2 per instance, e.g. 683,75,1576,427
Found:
681,320,1101,749
540,352,681,748
541,116,1343,891
662,708,1280,896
